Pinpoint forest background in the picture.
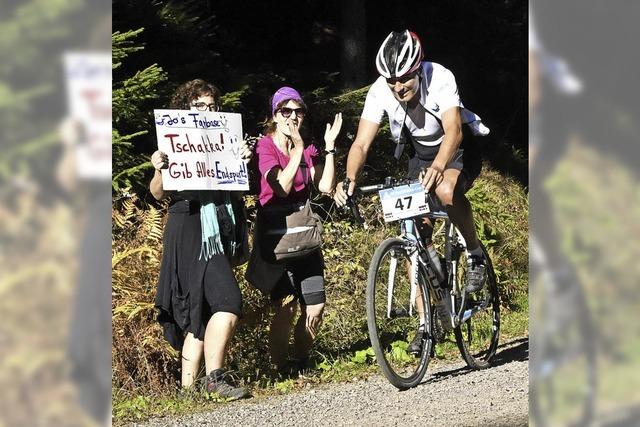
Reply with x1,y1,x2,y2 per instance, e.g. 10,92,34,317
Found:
111,0,528,421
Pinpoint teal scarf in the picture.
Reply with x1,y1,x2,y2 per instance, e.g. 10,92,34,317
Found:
199,191,236,260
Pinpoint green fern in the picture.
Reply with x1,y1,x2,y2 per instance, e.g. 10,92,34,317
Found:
144,205,164,243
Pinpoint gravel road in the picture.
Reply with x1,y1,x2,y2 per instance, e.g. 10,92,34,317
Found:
134,338,528,427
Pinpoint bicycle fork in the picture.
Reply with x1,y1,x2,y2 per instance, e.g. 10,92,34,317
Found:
403,220,422,318
385,228,421,318
405,219,455,330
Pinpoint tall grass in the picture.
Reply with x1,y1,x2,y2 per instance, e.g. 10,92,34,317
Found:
112,164,528,399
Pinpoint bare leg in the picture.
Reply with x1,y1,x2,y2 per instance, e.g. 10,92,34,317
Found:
404,258,427,325
293,303,325,360
269,299,298,368
414,286,426,325
408,284,427,352
203,311,239,374
181,332,204,387
412,217,435,325
435,169,480,251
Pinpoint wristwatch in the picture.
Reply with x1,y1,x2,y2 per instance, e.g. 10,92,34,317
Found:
325,148,336,155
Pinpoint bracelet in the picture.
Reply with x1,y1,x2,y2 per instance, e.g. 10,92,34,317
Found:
325,148,336,155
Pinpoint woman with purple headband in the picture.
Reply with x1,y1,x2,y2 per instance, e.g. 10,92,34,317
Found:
246,86,342,376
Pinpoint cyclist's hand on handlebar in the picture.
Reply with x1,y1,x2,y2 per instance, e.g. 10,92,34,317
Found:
334,178,356,207
419,166,444,192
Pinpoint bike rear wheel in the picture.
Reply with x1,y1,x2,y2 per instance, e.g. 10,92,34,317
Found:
453,242,501,369
366,238,433,389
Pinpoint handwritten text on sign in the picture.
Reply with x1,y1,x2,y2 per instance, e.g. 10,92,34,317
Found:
154,109,248,191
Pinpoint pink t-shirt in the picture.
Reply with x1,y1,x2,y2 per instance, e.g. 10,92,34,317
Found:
256,135,319,207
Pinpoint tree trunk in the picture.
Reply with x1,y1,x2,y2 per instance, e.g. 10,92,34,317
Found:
340,0,367,89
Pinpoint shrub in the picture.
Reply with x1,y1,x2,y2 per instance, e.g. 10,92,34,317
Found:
112,163,528,398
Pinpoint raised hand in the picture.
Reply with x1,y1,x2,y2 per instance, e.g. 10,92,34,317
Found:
151,150,169,170
324,112,342,150
239,139,254,161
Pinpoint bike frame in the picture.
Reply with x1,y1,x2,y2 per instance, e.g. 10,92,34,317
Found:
346,177,491,330
395,212,488,330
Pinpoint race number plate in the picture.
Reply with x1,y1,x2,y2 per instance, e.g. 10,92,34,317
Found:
379,183,429,222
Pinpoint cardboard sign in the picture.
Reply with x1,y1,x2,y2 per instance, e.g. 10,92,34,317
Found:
154,109,248,191
64,52,112,180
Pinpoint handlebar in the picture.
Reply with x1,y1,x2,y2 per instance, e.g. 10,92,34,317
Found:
358,176,411,194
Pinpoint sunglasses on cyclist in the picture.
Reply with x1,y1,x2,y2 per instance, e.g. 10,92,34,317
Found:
386,71,420,86
279,107,306,118
191,102,219,112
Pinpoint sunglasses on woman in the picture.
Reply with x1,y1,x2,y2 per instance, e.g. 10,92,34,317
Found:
279,107,306,118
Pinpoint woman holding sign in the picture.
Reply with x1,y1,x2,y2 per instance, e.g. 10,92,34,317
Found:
150,79,252,400
246,86,341,377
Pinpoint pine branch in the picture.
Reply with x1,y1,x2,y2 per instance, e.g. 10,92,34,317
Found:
112,161,154,192
112,28,145,67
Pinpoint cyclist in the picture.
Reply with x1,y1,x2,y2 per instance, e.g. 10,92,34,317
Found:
334,30,490,351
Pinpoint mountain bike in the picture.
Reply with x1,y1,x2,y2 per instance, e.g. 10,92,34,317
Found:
344,177,500,389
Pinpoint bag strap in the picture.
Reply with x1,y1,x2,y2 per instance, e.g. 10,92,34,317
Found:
299,155,309,185
299,152,316,195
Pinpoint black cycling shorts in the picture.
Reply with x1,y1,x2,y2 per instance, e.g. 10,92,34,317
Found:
405,126,481,191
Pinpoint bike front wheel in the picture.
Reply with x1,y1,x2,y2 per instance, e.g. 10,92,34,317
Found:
453,242,501,369
366,238,433,389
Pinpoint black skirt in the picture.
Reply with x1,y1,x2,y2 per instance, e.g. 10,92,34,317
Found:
154,198,243,351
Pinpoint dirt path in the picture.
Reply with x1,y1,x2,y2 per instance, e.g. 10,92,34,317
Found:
136,338,529,427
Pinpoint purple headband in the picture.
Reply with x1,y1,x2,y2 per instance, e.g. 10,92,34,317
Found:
271,86,304,116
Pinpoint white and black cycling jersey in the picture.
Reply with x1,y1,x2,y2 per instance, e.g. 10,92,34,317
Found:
361,61,489,151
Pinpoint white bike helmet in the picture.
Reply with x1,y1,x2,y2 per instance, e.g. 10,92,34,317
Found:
375,30,424,78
